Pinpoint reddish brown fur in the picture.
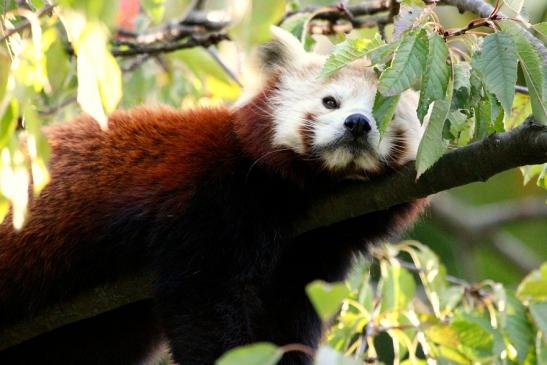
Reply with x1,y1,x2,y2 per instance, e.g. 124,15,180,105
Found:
0,106,240,315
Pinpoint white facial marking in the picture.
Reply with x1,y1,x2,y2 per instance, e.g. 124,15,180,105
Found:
238,27,424,176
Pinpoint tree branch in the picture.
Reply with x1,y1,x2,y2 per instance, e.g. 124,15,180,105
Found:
1,117,546,350
0,3,55,43
438,0,547,62
296,117,547,234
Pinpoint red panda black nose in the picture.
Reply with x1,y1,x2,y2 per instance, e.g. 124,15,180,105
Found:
344,114,372,137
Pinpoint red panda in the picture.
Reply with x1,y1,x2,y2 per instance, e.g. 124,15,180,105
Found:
0,27,426,364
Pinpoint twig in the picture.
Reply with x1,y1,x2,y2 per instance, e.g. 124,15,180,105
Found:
205,46,242,87
438,0,547,62
0,3,55,43
515,85,529,94
37,95,77,117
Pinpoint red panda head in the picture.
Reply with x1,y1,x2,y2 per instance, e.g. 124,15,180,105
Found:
234,27,423,182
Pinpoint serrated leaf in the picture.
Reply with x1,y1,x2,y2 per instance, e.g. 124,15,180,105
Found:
373,92,400,133
142,0,165,23
378,29,428,96
417,34,450,122
320,36,383,77
315,346,361,365
500,20,546,123
416,99,450,177
477,32,518,115
306,281,349,321
216,343,283,365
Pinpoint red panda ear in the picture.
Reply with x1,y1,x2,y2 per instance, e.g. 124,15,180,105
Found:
256,26,306,73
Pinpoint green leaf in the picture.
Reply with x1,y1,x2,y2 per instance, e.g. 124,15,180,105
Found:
378,29,428,96
0,45,10,103
320,35,383,77
315,346,361,365
280,12,310,40
501,0,525,16
61,14,122,129
417,34,450,122
58,0,119,27
306,280,349,321
416,99,450,177
520,164,544,185
517,263,547,301
216,343,283,365
451,319,494,360
142,0,165,23
499,20,546,123
373,92,400,133
533,22,547,37
529,302,547,336
538,164,547,189
379,261,416,313
504,294,535,363
448,109,468,137
0,101,18,150
477,32,518,115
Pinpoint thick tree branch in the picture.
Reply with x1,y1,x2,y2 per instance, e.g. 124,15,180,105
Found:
296,117,547,233
1,117,546,350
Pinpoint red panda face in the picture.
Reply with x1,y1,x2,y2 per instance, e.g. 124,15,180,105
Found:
236,27,423,179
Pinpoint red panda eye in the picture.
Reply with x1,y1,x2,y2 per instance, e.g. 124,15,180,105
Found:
322,96,339,110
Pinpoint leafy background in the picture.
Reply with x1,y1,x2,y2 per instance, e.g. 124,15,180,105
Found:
1,0,547,364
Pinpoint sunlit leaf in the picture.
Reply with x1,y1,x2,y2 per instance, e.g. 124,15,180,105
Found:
58,0,119,27
379,260,415,314
306,280,349,321
216,343,283,365
533,22,547,37
517,263,547,301
320,35,383,77
451,319,494,361
61,12,122,129
477,32,518,115
142,0,165,23
0,101,18,150
416,99,450,178
378,29,428,96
